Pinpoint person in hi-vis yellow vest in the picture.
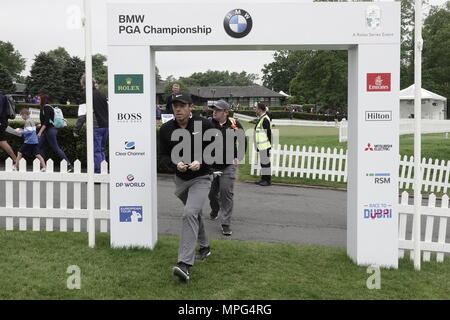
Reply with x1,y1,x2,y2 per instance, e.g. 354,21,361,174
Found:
254,103,272,186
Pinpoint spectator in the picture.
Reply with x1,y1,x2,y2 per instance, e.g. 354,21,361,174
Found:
78,75,109,174
165,83,180,114
36,93,73,172
0,92,17,163
14,108,46,171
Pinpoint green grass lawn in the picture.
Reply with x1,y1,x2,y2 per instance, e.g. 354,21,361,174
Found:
237,121,450,191
1,229,449,300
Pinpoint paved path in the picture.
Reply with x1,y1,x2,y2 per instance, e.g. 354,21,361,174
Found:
158,175,347,247
0,174,348,247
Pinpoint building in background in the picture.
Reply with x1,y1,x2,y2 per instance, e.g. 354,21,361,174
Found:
156,83,286,108
400,84,447,120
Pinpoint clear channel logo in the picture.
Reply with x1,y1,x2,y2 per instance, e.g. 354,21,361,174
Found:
115,141,146,157
224,9,253,38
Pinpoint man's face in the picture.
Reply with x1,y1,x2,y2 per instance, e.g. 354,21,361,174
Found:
172,85,180,94
212,107,227,123
173,101,192,122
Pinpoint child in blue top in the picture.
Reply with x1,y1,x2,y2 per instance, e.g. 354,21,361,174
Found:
14,108,46,171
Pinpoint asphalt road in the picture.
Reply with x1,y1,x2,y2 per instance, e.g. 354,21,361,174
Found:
0,174,348,247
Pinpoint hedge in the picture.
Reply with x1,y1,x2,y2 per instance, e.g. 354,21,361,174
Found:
16,103,79,119
1,122,177,174
234,110,345,121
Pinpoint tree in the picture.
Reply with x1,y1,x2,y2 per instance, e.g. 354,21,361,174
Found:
178,70,257,87
47,47,72,71
92,54,108,94
422,2,450,101
26,52,64,103
61,56,84,104
261,50,313,93
399,0,416,89
289,50,348,114
0,41,26,79
0,64,16,94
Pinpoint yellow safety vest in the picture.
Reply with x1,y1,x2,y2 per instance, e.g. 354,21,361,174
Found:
255,114,272,150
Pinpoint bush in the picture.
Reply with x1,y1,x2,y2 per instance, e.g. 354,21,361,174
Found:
15,103,79,119
233,110,345,121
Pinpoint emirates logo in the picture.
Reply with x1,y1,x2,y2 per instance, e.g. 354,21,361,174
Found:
367,73,391,92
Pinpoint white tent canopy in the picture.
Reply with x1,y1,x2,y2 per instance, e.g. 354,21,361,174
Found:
400,84,447,101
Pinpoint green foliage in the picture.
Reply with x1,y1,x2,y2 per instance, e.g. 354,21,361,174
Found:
178,70,258,87
0,64,16,94
261,50,313,93
61,56,84,104
0,41,26,79
236,110,344,121
25,52,64,103
289,51,348,114
422,2,450,101
92,54,108,95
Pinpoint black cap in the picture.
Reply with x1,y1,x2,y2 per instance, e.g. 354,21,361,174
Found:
211,100,230,110
172,93,192,104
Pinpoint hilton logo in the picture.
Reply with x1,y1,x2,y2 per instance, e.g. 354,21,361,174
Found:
114,74,143,94
365,111,392,121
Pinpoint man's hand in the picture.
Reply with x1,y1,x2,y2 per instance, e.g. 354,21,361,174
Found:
177,162,188,172
188,160,201,171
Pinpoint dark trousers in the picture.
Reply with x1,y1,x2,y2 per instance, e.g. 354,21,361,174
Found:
38,127,70,164
259,148,271,182
94,127,109,173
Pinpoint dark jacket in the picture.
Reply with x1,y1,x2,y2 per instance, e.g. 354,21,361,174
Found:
159,115,214,180
210,117,246,170
165,94,176,114
39,104,55,128
81,88,109,128
0,93,7,122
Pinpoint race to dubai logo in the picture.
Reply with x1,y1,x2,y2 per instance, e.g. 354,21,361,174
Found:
224,9,253,38
366,5,381,30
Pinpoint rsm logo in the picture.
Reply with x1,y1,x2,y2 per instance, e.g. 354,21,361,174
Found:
366,173,391,184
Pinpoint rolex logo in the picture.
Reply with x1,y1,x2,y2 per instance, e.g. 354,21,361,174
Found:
114,74,144,94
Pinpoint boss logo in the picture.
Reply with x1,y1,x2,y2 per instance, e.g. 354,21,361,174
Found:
117,113,143,122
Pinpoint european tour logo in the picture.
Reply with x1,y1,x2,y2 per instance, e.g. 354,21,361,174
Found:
367,73,391,92
114,74,143,94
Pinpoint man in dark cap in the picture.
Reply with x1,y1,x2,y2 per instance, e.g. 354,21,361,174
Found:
158,92,214,282
208,100,245,236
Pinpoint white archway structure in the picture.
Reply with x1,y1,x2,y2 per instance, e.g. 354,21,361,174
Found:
107,1,400,268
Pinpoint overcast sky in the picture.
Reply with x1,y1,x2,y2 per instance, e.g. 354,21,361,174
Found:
1,0,447,83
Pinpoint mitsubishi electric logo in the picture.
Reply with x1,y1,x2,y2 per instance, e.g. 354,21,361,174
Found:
224,9,253,38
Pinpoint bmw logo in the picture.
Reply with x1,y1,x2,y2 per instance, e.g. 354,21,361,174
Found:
224,9,253,38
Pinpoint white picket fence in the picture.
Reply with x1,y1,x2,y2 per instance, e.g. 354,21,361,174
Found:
0,158,110,232
398,192,450,262
251,144,349,183
250,144,450,193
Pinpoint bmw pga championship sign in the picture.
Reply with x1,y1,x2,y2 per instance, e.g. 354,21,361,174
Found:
107,1,400,268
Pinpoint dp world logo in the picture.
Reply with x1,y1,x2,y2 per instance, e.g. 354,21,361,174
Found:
224,9,253,38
